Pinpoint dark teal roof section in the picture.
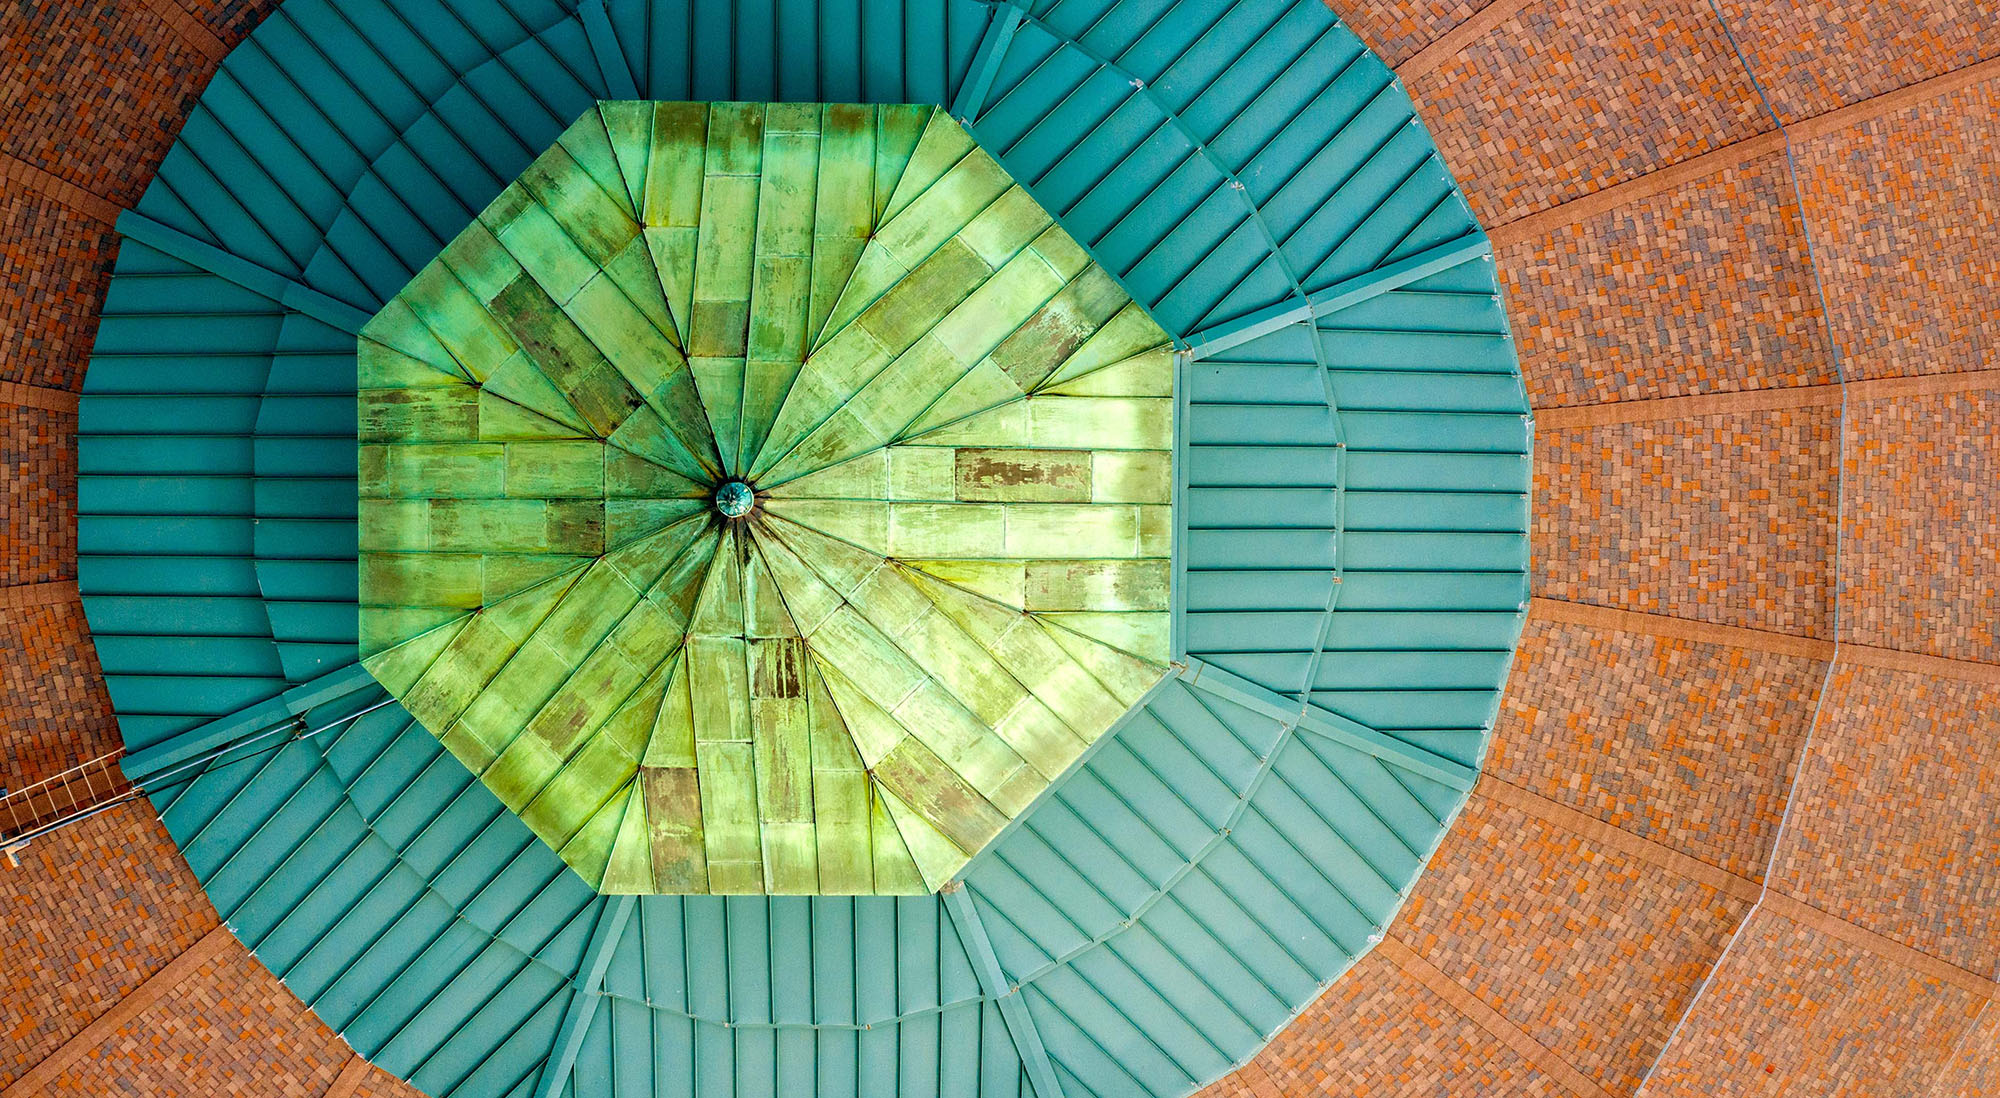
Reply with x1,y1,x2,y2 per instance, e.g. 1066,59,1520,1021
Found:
80,1,1530,1095
954,0,1528,771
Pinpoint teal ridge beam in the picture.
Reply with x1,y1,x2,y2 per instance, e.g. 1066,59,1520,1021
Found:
1168,350,1194,662
1001,0,1372,711
1178,657,1477,791
580,0,640,100
162,698,990,1042
1182,233,1493,361
951,3,1024,122
121,662,379,785
114,210,375,334
1293,430,1351,715
943,885,1068,1098
81,0,1528,1088
532,896,638,1098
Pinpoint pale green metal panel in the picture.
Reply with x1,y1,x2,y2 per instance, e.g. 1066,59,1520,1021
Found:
81,1,1526,1096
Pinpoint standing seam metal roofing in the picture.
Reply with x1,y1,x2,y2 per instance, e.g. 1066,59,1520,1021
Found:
77,1,1531,1095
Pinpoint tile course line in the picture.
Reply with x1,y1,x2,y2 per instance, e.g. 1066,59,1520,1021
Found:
0,153,121,225
1528,597,1835,659
1531,598,2000,684
1377,936,1620,1098
1390,0,1540,82
1534,368,2000,426
1479,778,1763,902
322,1056,374,1098
1631,1,1855,1088
135,0,228,62
0,582,80,611
0,925,234,1098
0,382,82,413
1838,643,2000,686
1471,54,2000,249
1759,892,2000,1001
1475,776,1999,999
1390,774,1998,1098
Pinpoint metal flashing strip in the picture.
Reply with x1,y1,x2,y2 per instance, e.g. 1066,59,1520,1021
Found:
952,3,1023,122
1167,350,1194,664
121,662,378,785
944,886,1068,1098
1179,656,1477,791
113,209,374,334
76,0,1525,1092
1182,232,1493,360
532,896,638,1098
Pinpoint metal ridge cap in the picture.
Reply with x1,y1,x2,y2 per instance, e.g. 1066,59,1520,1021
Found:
1178,656,1477,791
120,662,379,784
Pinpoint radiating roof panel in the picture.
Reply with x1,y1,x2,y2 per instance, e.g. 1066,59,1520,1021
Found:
357,101,1176,893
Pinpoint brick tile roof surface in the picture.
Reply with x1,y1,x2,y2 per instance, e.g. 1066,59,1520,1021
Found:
1,0,1995,1094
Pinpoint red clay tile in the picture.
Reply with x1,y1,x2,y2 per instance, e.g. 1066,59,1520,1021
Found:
1793,77,2000,382
0,802,218,1090
1715,0,2000,122
0,2,220,206
1392,793,1752,1093
1771,662,2000,975
1199,947,1567,1098
42,932,354,1098
0,188,119,391
1644,905,1986,1097
1490,613,1824,878
0,598,120,793
1498,152,1835,407
1405,0,1772,226
3,404,78,586
1533,408,1840,636
1840,387,2000,662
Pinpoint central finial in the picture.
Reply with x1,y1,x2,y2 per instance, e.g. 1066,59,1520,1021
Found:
714,479,755,519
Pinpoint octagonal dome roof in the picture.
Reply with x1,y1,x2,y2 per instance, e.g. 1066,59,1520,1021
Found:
77,0,1533,1091
356,102,1174,894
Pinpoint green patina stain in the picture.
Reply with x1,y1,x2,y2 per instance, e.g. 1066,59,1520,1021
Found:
357,102,1175,895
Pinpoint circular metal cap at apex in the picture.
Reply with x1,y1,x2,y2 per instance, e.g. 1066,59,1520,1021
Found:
713,480,755,519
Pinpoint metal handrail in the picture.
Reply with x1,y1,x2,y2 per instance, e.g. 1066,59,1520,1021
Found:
0,750,133,865
1,692,401,866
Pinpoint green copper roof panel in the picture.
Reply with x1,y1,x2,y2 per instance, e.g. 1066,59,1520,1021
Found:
82,0,1528,1095
357,102,1174,893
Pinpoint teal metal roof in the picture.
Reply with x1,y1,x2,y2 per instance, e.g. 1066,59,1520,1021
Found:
79,1,1531,1096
